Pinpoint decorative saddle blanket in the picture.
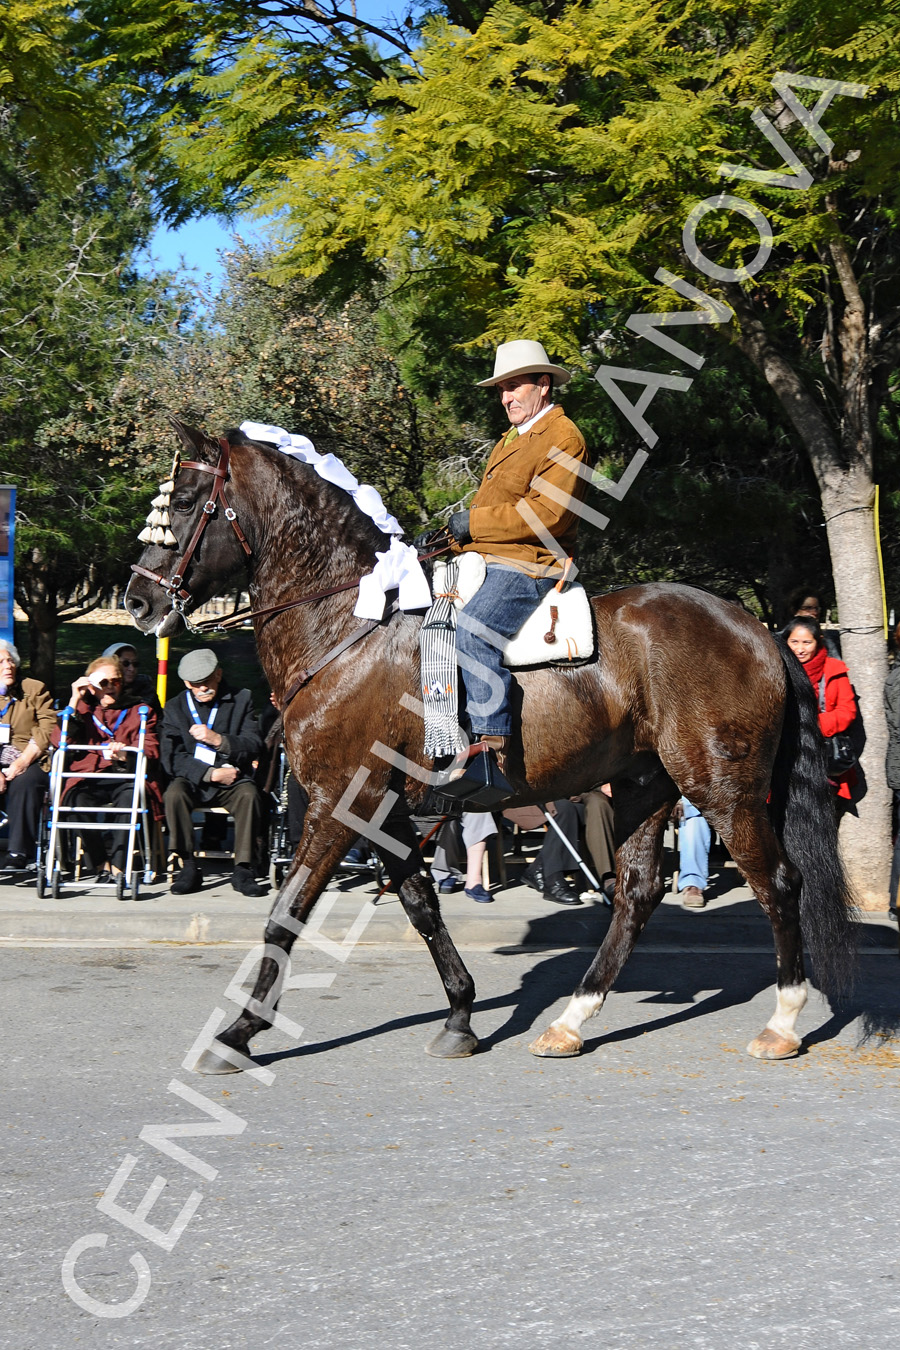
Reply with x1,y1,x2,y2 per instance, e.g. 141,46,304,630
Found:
435,552,596,667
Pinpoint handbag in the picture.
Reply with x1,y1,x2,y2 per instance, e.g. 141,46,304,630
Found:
818,676,858,778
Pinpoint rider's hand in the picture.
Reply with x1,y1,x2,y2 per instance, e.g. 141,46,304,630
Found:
448,511,471,545
414,526,451,553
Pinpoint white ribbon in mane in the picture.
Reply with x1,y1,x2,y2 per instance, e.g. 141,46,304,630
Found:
240,420,432,620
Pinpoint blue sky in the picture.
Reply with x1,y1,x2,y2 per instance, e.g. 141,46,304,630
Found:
141,216,262,289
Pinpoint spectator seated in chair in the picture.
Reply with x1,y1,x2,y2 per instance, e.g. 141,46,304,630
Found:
161,648,266,897
513,797,611,906
61,655,163,885
101,641,160,710
430,811,498,904
0,639,57,874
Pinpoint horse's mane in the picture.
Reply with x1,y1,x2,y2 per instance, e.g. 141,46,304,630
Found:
225,427,395,574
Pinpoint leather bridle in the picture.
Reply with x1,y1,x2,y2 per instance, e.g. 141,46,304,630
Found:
130,437,252,616
129,434,452,707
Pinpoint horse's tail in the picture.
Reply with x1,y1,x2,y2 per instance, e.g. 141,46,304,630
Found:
769,636,858,1001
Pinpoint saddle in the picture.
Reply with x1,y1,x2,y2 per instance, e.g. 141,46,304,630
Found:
434,552,596,667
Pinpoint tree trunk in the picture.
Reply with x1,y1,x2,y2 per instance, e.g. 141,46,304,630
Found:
18,561,59,688
820,470,890,909
731,297,890,910
28,615,58,691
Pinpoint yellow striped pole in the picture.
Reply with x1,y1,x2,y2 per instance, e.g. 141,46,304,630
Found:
156,636,170,707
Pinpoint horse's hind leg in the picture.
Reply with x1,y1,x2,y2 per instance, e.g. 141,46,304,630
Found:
529,799,673,1058
722,807,807,1059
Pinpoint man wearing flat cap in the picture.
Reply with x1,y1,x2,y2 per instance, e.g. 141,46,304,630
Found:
444,339,591,789
161,649,265,896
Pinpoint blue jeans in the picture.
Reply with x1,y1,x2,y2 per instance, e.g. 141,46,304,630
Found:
456,564,555,736
678,797,711,891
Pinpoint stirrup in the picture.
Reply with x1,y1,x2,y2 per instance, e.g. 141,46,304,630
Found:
436,740,513,809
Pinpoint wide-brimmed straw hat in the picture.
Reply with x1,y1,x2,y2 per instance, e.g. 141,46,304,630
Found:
476,339,571,388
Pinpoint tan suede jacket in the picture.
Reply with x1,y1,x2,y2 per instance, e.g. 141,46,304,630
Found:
1,678,57,770
456,406,590,574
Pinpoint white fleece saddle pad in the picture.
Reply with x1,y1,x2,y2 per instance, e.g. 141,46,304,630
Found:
433,553,595,667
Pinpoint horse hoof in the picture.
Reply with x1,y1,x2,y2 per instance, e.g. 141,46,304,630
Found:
746,1027,801,1060
425,1027,479,1058
192,1044,245,1075
528,1025,583,1058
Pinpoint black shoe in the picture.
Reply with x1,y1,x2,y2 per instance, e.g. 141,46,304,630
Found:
0,852,28,872
520,863,544,893
171,860,202,894
231,864,266,898
543,875,583,906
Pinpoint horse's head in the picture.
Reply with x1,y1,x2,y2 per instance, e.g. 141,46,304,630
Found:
125,418,252,636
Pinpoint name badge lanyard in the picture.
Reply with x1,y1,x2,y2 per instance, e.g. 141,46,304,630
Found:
92,708,129,740
187,694,219,766
186,694,219,731
0,696,14,746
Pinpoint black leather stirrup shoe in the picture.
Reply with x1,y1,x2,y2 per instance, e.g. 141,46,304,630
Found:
435,735,513,809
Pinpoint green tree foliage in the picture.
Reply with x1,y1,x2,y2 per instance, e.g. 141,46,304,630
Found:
79,0,900,898
108,241,474,536
0,1,119,184
0,140,187,682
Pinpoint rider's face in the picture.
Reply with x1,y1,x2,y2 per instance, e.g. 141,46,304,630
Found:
498,375,551,426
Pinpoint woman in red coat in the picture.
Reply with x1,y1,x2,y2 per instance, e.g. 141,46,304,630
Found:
784,616,857,801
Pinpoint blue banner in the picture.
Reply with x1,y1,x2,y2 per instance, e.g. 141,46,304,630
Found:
0,485,15,645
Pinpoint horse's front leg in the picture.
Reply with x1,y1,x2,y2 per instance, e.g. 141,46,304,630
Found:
375,814,478,1059
192,812,358,1073
529,798,674,1057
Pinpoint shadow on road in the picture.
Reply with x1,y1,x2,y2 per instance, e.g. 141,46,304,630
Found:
252,895,899,1067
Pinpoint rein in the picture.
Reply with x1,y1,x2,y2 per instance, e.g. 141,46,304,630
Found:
195,543,450,634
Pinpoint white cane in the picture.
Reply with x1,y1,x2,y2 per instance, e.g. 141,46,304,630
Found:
540,806,602,892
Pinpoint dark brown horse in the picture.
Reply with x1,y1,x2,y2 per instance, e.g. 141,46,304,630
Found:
125,422,855,1071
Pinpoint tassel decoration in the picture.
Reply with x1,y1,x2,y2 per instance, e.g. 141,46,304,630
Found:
136,456,182,546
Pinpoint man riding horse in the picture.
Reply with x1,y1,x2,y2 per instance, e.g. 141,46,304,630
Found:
443,339,591,793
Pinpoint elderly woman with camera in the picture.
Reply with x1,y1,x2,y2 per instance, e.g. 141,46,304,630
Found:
62,653,163,884
0,639,57,874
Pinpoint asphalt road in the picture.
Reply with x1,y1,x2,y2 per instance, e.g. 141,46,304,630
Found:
3,941,899,1349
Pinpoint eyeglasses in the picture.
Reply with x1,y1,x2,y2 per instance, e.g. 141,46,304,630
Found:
96,678,122,688
119,659,139,668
